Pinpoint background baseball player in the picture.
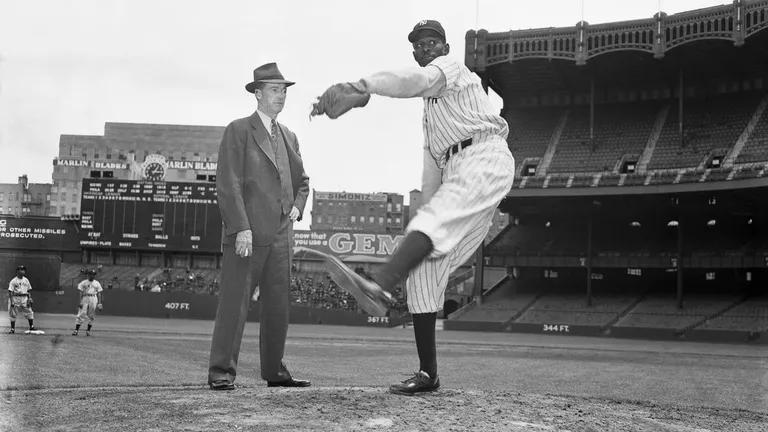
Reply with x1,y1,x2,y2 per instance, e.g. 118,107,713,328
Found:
8,265,36,334
312,19,515,395
72,270,103,336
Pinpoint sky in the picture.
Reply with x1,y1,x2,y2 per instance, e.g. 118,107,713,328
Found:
0,0,726,229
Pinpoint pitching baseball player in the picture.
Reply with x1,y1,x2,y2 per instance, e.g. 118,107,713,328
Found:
72,270,103,336
312,19,515,395
8,265,36,334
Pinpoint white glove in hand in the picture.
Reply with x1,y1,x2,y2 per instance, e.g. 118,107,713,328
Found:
235,229,252,257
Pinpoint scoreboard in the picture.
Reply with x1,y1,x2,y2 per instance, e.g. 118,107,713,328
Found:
79,179,222,252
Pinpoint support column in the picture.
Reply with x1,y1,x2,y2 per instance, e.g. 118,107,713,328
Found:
473,244,485,305
589,78,595,141
586,214,593,307
678,69,685,141
676,216,684,309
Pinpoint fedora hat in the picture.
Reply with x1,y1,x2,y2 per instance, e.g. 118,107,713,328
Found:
245,62,295,93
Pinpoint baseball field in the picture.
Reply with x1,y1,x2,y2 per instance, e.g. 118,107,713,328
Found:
1,313,766,432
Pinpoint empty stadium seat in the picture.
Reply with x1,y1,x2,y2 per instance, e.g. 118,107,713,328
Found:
548,103,659,173
615,295,739,329
649,93,761,169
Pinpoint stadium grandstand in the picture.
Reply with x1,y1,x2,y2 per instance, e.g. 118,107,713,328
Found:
446,0,768,343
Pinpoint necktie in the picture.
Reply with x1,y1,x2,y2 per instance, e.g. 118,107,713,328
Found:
270,119,278,152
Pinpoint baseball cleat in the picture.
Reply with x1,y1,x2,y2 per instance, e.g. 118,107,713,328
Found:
324,254,394,317
72,330,78,336
389,371,441,396
86,330,91,336
8,328,15,334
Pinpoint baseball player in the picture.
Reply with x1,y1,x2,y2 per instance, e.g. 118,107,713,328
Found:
72,270,103,336
312,20,515,395
8,265,36,334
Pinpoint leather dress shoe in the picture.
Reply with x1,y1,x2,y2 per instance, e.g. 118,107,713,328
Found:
209,380,235,391
267,378,311,387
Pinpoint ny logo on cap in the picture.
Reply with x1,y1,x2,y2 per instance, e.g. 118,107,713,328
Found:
418,20,428,25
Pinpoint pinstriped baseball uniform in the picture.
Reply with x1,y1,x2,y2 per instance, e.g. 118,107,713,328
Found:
362,55,515,313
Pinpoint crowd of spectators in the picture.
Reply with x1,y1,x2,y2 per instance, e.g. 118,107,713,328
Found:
289,268,409,314
290,272,357,311
132,267,220,295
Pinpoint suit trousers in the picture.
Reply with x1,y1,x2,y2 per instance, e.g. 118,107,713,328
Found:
208,215,292,383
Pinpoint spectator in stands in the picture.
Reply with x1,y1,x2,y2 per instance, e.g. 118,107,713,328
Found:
150,280,161,293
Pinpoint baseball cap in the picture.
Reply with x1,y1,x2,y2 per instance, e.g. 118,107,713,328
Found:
16,265,25,271
408,20,446,43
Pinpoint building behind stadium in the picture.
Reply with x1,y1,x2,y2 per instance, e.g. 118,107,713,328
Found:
51,122,224,217
0,175,51,217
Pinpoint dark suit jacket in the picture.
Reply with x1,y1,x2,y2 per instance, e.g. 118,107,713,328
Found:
216,112,310,246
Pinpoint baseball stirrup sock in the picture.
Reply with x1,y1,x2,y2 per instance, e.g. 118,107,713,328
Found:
413,312,438,378
372,231,433,292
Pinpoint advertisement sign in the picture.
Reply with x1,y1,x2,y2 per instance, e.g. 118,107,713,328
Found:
293,230,404,258
0,217,80,251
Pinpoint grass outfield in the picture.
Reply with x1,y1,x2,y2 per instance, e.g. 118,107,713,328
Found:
0,313,766,431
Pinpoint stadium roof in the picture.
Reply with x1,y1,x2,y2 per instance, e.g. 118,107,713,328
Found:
466,0,768,98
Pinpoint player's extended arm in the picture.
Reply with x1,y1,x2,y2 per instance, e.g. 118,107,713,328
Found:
311,65,447,119
359,65,446,99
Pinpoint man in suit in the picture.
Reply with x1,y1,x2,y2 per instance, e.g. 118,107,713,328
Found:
208,62,310,390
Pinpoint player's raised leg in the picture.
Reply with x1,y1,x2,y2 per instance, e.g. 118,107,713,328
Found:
390,212,496,395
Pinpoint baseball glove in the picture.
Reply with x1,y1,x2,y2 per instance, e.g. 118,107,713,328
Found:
310,82,370,119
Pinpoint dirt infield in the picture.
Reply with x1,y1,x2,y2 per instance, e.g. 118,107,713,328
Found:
5,385,766,431
1,314,767,431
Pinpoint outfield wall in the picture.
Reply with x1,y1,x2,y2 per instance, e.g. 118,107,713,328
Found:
444,320,768,344
0,290,407,328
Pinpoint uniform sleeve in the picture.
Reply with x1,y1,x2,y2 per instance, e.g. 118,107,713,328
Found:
77,280,84,292
427,56,461,92
8,280,14,292
96,282,103,293
360,65,446,98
